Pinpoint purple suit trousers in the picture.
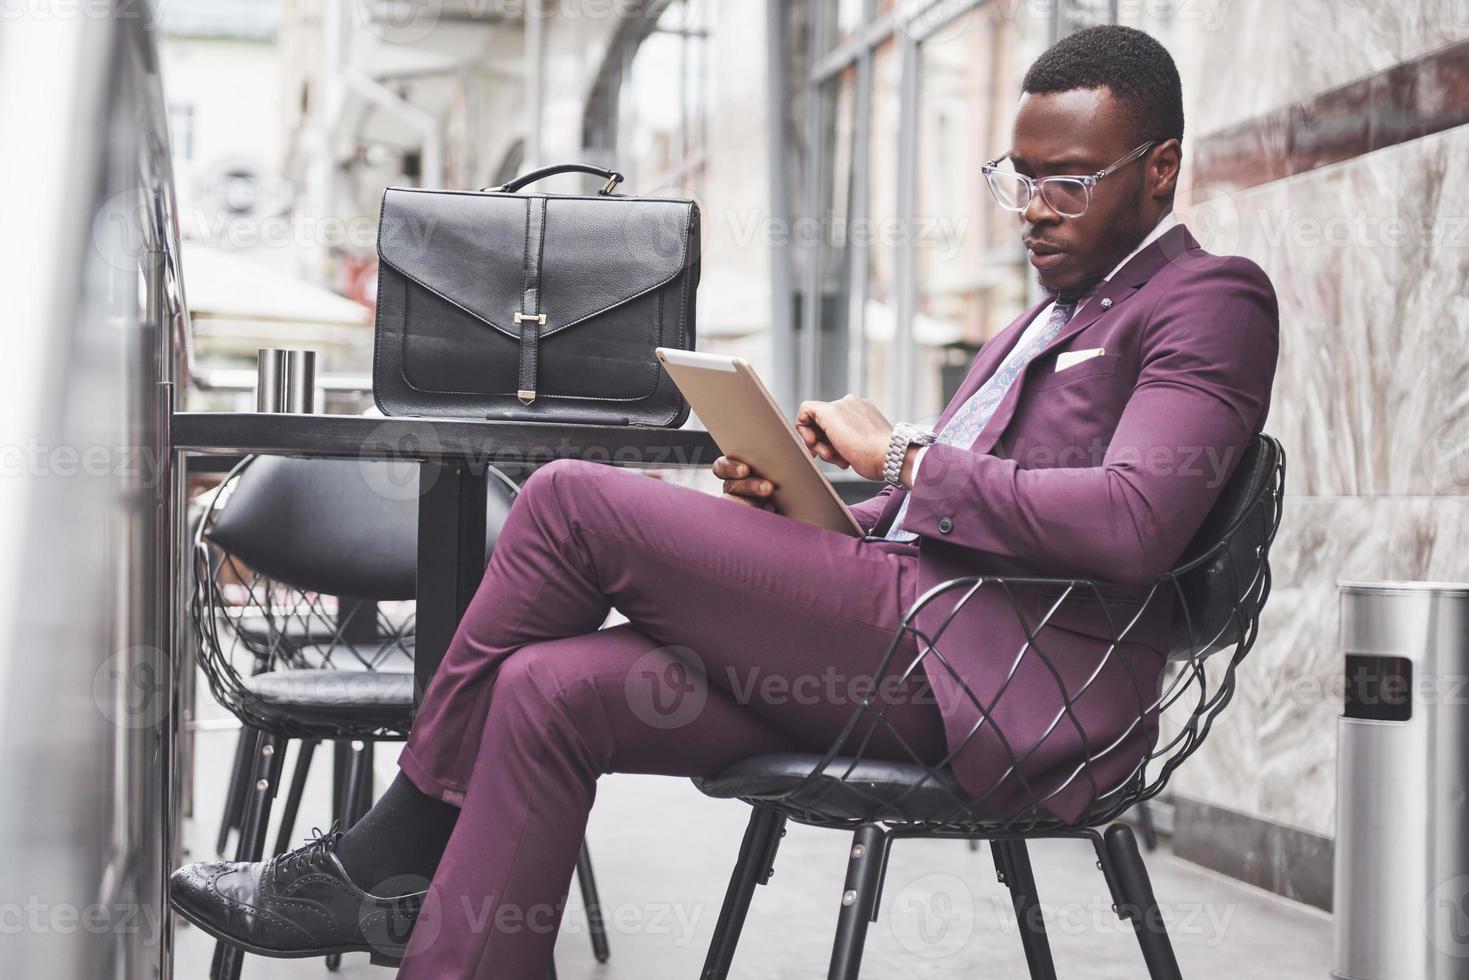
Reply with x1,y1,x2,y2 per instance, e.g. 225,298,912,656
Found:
396,458,947,979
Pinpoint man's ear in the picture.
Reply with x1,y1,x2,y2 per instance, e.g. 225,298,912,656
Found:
1149,138,1182,201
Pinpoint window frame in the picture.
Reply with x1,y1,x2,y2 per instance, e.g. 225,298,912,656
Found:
771,0,1108,421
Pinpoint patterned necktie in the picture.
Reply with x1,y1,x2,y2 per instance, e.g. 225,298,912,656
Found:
883,298,1079,542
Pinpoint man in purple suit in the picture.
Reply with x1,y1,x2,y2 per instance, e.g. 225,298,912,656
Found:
171,25,1278,979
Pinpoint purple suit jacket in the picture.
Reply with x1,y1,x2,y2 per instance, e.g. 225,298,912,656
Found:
850,223,1279,822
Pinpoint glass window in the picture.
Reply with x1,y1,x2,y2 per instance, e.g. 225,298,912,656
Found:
811,65,860,401
621,0,709,189
863,39,900,414
1060,0,1116,37
818,0,867,51
783,0,1101,421
911,6,1030,421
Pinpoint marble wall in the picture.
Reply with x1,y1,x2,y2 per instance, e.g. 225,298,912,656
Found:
1117,4,1469,849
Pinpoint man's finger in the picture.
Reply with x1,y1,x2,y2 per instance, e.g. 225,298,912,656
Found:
794,418,826,453
713,456,750,479
723,478,774,497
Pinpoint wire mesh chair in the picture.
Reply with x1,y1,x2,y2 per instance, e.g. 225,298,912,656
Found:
194,456,421,736
693,434,1285,980
190,454,427,979
189,454,610,978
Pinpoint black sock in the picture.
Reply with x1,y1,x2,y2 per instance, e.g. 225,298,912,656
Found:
334,772,460,895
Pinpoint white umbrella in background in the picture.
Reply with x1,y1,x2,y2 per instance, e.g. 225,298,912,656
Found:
181,242,374,404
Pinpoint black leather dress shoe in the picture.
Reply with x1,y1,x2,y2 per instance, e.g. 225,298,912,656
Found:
169,829,422,966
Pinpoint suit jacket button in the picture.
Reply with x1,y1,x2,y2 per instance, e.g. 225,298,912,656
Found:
937,517,953,534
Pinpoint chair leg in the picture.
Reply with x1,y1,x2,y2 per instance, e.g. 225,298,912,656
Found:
343,740,371,828
327,741,371,973
1137,800,1159,852
576,840,610,963
827,823,888,980
354,741,376,820
991,840,1057,980
331,739,354,833
215,727,257,855
1103,824,1182,980
700,808,786,980
209,936,225,979
213,731,286,980
273,739,317,856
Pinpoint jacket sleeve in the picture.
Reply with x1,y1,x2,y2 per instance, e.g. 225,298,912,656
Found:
848,484,895,533
897,256,1279,584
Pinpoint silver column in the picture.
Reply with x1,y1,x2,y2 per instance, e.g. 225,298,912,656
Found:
1334,582,1469,980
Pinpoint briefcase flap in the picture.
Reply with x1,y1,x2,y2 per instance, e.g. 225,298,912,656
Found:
377,186,698,337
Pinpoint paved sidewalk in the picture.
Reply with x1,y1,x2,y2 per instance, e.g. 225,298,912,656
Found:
174,712,1332,979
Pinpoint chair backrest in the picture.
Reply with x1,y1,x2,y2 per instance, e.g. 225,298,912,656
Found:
206,456,420,601
205,455,522,601
1165,434,1285,660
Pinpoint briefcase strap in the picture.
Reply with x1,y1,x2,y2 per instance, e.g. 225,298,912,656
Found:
514,196,549,404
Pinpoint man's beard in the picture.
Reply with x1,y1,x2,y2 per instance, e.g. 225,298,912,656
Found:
1036,185,1151,303
1037,267,1108,304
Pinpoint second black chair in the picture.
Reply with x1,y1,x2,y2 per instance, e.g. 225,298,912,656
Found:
190,454,607,979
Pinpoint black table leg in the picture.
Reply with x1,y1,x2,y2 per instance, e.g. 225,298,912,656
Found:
415,461,489,705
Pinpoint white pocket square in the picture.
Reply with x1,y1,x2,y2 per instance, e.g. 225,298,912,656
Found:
1054,347,1105,372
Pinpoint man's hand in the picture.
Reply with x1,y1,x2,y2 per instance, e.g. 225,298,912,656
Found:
794,395,897,482
713,455,776,511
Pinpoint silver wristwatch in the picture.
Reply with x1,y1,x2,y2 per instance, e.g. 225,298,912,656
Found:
882,422,937,488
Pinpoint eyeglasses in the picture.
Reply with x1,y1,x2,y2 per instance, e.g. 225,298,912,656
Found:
981,141,1156,218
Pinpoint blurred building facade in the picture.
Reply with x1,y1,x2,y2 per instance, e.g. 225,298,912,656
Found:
221,0,1469,908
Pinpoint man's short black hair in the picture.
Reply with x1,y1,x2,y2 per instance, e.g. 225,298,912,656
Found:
1021,25,1184,147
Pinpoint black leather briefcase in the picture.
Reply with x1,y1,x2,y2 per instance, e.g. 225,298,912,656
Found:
373,163,700,426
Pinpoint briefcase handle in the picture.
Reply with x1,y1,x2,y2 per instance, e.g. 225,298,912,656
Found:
484,163,626,196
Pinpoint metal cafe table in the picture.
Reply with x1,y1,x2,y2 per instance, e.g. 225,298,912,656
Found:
171,411,721,700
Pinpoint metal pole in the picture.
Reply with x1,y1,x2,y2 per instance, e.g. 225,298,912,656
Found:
764,0,797,414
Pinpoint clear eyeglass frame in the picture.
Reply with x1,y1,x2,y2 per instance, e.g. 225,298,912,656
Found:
981,141,1157,218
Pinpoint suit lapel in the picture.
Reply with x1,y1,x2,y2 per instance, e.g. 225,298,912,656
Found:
969,223,1198,456
928,294,1052,430
872,295,1052,534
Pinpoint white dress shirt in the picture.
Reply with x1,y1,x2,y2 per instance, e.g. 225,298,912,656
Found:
905,211,1180,486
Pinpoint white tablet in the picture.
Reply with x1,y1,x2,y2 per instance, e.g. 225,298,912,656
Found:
655,348,864,538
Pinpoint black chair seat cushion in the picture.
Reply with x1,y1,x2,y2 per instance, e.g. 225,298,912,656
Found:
288,643,415,673
693,754,982,826
241,669,415,730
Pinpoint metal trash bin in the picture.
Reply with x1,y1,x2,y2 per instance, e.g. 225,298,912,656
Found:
1334,582,1469,980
